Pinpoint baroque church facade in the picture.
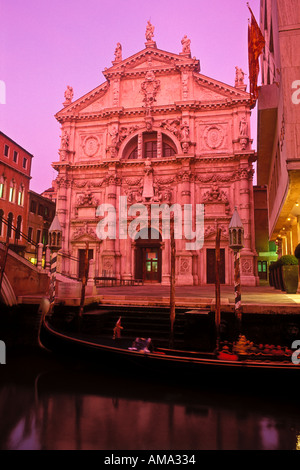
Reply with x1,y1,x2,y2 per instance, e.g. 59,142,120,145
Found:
53,23,258,287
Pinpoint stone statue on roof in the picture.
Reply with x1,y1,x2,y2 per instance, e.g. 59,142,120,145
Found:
181,35,191,54
64,85,73,104
146,21,154,41
114,42,122,61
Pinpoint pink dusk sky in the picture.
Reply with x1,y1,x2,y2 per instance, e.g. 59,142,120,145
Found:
0,0,260,194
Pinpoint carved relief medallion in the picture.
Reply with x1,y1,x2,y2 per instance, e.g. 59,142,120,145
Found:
204,125,224,149
81,135,101,158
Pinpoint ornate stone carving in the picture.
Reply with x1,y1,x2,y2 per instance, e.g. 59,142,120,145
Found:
180,257,191,274
204,224,229,239
204,125,224,149
241,259,253,275
196,173,235,183
76,191,98,207
112,79,120,107
182,72,189,99
81,135,100,158
237,166,255,180
73,223,98,240
141,70,160,115
201,184,230,213
160,119,181,139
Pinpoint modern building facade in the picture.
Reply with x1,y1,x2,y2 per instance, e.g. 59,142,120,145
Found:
257,0,300,256
53,25,258,286
0,131,33,254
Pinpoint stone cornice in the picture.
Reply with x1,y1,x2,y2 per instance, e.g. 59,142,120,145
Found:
55,97,252,124
102,47,200,81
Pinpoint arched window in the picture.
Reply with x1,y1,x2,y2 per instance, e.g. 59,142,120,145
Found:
7,212,13,238
15,215,22,240
124,131,177,160
0,175,5,199
9,179,16,203
18,184,24,206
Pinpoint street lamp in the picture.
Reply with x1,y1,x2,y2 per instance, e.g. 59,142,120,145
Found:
229,207,244,332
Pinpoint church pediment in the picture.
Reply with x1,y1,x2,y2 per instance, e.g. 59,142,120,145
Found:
55,82,110,120
103,47,200,79
193,73,250,102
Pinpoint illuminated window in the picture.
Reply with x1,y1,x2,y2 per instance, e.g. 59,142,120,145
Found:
0,183,4,199
18,186,24,205
9,183,15,203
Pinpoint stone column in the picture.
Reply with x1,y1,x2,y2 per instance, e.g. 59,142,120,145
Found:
45,245,51,272
161,240,170,285
37,243,43,270
177,169,193,285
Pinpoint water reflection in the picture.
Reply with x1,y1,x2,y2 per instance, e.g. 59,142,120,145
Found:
1,353,300,450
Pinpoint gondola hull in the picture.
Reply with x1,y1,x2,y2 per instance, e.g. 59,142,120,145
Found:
39,317,300,386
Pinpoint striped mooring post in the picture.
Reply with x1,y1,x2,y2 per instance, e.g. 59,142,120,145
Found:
234,250,242,329
49,252,57,310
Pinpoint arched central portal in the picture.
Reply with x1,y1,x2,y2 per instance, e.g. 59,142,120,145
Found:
134,228,162,283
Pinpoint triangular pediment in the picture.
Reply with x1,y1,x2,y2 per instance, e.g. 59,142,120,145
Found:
55,46,249,121
103,47,200,78
193,73,249,101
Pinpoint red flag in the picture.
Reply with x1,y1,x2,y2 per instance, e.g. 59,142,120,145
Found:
247,3,265,104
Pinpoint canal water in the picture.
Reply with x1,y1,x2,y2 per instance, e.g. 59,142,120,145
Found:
0,349,300,451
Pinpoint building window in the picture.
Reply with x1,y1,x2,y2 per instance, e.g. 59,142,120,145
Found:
36,229,41,244
22,157,28,169
163,142,175,157
0,182,4,199
144,140,157,158
9,180,16,203
15,215,22,240
4,144,9,157
30,200,37,213
7,212,13,238
18,186,24,206
38,204,44,216
128,147,138,159
28,226,33,243
13,151,18,163
0,209,4,237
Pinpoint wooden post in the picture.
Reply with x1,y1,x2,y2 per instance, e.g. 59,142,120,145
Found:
215,228,221,351
79,242,89,319
234,249,242,332
169,216,176,348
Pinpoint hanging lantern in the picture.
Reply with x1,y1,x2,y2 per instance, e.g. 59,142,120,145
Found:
229,207,244,252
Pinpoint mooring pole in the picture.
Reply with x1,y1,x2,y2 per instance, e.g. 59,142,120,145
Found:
234,249,242,332
215,227,221,351
170,215,176,349
79,242,89,319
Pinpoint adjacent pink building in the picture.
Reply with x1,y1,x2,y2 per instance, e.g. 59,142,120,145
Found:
52,25,258,286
